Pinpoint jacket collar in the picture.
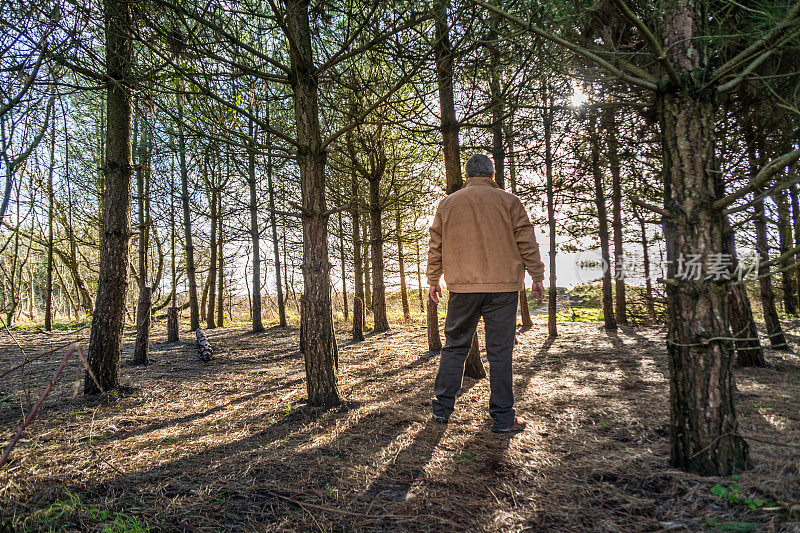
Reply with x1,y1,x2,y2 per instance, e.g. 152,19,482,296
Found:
464,176,499,188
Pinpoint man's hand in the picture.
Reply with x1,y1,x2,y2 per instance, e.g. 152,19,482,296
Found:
532,281,545,304
429,285,442,304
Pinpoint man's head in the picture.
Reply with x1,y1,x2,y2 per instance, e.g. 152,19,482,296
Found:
465,154,494,178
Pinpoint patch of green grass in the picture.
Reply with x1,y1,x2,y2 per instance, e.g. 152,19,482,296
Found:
455,452,478,461
710,476,778,511
77,434,110,442
34,490,150,532
1,395,17,403
535,307,604,323
160,436,180,444
7,319,91,332
100,512,149,533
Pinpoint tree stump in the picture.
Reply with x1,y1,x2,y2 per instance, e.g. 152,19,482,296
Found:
464,331,486,379
353,297,365,342
196,328,213,361
133,287,151,365
167,307,179,342
426,298,441,354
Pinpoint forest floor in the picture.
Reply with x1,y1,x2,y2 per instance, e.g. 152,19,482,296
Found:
0,317,799,532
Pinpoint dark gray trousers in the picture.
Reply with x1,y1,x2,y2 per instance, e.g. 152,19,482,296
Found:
432,292,518,429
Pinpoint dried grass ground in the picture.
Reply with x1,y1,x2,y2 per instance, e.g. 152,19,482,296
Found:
0,318,798,532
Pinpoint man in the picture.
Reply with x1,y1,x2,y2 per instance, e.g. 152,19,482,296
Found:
427,153,545,433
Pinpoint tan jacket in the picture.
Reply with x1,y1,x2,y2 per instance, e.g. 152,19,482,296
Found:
427,177,545,292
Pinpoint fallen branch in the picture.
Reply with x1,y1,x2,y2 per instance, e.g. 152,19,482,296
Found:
35,324,90,336
0,341,73,380
0,343,102,467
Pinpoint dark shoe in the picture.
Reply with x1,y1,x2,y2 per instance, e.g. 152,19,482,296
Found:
432,414,449,424
492,417,526,434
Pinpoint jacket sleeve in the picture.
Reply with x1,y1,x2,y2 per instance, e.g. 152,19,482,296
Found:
426,207,443,285
511,199,545,282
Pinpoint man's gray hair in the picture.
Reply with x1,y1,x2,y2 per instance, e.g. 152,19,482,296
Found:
465,154,494,178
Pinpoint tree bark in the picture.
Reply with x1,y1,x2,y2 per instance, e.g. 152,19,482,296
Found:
396,202,411,322
133,104,150,359
178,90,200,331
206,176,217,329
604,107,627,325
589,111,617,330
543,93,557,338
248,115,264,332
85,0,133,394
339,212,348,321
776,188,796,315
659,0,749,474
789,184,800,313
362,221,371,310
750,143,787,349
133,286,150,365
217,190,224,327
267,122,286,327
509,121,532,331
351,166,364,339
415,239,424,312
637,211,656,320
44,97,55,331
726,233,765,367
286,0,340,407
167,306,179,342
369,174,389,332
353,296,364,342
435,0,483,376
426,0,458,354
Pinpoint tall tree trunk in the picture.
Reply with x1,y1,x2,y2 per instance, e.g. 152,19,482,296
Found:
339,212,348,321
396,201,411,322
170,154,177,308
724,220,765,366
637,211,656,320
286,0,339,407
604,107,627,325
589,112,617,329
248,115,264,332
362,221,371,310
206,171,217,329
369,175,389,332
415,239,424,313
178,90,200,331
543,96,557,338
659,0,749,474
434,0,483,377
351,167,364,341
508,124,532,330
44,97,55,331
776,188,796,315
750,142,787,349
489,14,504,191
789,183,800,313
133,286,150,365
136,110,149,287
133,107,150,364
217,191,224,327
267,128,286,328
85,0,133,394
427,0,458,354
